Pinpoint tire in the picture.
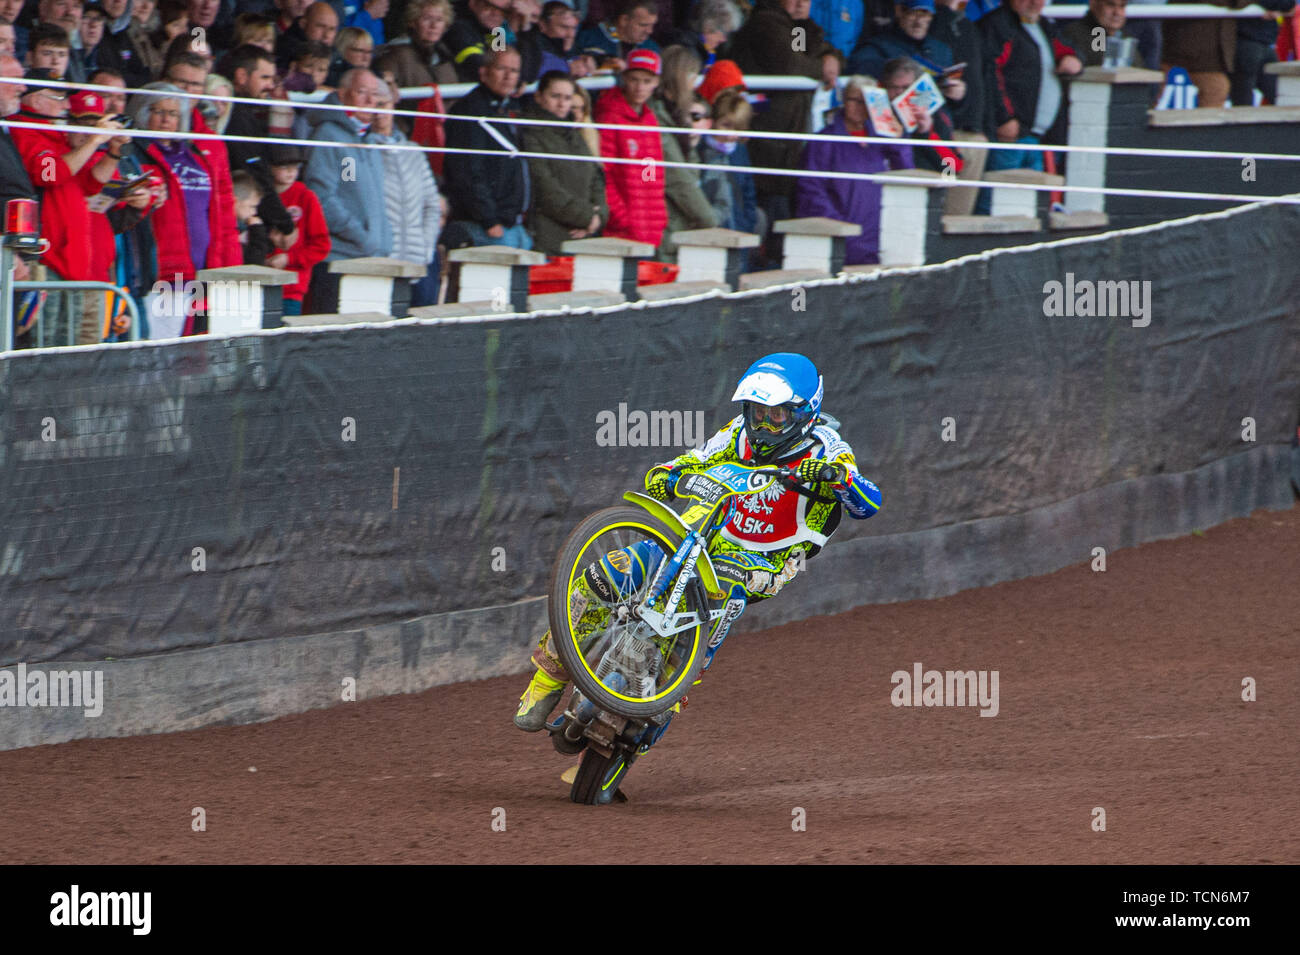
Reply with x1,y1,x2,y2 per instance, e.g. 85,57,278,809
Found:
548,504,715,720
570,746,635,805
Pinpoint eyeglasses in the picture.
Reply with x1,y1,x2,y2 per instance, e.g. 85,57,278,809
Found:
149,107,182,120
688,110,708,121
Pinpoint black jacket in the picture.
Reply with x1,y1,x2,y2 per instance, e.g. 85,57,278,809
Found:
445,16,495,82
980,5,1078,142
932,5,995,138
0,129,36,208
224,104,295,236
443,84,530,229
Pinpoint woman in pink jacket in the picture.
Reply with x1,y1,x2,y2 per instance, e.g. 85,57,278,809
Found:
594,49,667,248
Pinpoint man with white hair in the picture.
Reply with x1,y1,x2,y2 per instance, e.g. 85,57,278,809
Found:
303,67,391,307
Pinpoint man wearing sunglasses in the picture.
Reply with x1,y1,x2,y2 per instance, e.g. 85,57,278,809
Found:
9,67,129,344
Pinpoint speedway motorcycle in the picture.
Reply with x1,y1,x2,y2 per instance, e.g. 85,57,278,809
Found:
545,459,842,804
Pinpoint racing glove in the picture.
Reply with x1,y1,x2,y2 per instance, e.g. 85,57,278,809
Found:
645,466,683,502
795,458,847,486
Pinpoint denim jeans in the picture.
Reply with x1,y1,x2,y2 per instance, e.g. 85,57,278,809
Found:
446,221,533,251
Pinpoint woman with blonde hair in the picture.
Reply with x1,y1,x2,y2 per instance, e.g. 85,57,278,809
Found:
658,43,702,117
336,26,375,70
203,72,234,135
389,0,456,85
650,44,719,259
570,82,601,160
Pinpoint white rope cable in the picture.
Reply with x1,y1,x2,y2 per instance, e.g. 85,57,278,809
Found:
1044,3,1276,16
4,74,1298,163
7,115,1292,207
3,80,1299,205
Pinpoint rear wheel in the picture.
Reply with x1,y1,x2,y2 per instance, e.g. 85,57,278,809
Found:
548,505,716,720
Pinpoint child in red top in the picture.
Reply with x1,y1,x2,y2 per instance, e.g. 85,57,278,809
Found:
265,144,331,315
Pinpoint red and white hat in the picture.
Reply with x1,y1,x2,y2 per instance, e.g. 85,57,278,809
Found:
624,49,662,76
68,90,106,118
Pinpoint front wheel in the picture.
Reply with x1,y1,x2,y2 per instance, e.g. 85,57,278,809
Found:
570,746,636,804
548,504,716,720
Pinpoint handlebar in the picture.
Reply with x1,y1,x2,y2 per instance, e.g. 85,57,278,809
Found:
748,463,845,485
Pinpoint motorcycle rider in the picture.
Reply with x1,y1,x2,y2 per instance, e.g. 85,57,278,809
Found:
514,352,883,732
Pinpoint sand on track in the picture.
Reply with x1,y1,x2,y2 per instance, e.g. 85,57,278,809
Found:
2,505,1296,864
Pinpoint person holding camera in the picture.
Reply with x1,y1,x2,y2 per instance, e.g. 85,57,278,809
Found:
8,69,138,345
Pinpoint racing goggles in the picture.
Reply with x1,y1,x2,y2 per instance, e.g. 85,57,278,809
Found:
747,401,799,434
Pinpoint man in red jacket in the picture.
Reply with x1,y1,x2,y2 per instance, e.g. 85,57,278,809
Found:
594,48,667,248
10,67,131,345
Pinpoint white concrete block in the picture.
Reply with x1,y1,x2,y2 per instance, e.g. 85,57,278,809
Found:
571,252,627,292
1276,76,1300,107
206,281,264,336
782,234,833,272
990,188,1037,218
1070,83,1114,106
675,244,729,284
338,273,394,314
880,184,930,212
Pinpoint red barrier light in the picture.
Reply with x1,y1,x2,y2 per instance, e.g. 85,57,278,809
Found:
5,198,38,237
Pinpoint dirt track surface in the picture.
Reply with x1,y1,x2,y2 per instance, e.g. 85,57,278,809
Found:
2,505,1297,864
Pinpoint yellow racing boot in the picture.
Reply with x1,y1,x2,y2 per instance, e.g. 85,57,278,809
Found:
513,669,567,732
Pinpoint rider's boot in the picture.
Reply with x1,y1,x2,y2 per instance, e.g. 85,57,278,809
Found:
514,668,566,731
514,628,571,731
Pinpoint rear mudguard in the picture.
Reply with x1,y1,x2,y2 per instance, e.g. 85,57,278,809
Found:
621,491,725,599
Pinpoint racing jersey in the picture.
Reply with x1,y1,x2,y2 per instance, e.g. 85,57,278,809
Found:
645,414,882,559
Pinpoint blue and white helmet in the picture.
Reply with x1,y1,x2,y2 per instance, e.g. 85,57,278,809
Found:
731,353,824,461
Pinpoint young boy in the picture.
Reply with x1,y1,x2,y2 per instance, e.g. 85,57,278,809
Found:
283,41,332,93
593,49,666,248
265,144,330,315
232,170,272,265
25,23,71,78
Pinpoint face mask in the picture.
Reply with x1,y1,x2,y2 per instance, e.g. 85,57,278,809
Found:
704,134,737,155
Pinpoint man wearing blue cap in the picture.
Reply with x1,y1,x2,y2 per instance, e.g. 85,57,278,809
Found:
849,0,965,108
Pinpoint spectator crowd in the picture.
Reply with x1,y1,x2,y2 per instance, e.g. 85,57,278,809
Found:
0,0,1296,344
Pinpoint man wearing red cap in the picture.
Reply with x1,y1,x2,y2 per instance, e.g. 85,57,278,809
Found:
9,69,132,344
67,87,158,341
594,47,666,248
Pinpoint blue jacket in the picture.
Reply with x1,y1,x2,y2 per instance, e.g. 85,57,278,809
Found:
575,21,661,61
304,97,393,260
809,0,865,58
849,23,955,79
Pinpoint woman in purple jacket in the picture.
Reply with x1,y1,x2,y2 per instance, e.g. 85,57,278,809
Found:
796,75,914,265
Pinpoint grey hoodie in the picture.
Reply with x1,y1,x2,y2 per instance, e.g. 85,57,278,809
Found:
304,95,392,261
